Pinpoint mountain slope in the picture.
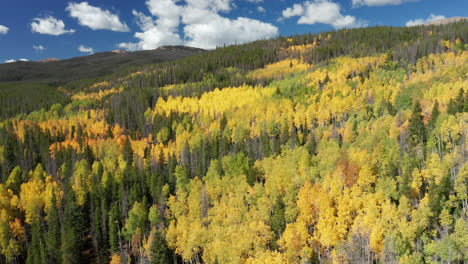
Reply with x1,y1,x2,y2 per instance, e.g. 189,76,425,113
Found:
0,46,204,84
0,22,467,264
424,17,468,26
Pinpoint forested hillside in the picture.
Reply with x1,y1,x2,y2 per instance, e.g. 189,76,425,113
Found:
0,46,204,84
0,22,467,264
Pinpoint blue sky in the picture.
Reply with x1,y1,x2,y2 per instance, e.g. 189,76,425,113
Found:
0,0,466,63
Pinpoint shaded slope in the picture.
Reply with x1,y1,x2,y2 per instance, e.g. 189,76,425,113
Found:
0,46,205,84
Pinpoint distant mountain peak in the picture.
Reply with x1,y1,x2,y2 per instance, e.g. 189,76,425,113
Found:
37,58,60,63
112,49,128,54
424,17,468,26
0,45,205,83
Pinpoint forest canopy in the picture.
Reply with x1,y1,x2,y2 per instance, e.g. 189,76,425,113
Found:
0,22,467,264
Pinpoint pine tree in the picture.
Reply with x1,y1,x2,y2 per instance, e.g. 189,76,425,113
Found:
408,101,426,147
61,184,81,264
447,99,458,115
3,131,17,179
306,134,317,156
108,204,120,253
27,219,47,264
123,135,133,166
464,91,468,112
150,230,169,264
427,100,440,134
456,89,465,113
271,197,286,242
84,144,94,167
46,191,61,263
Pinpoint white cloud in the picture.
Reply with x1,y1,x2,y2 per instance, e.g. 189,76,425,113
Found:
31,16,75,35
146,0,182,29
33,45,46,52
406,14,445,27
67,2,129,32
352,0,414,7
119,27,182,51
119,0,278,51
181,6,218,25
184,16,277,49
283,4,304,18
281,0,366,29
257,6,265,13
133,10,156,31
119,0,183,51
185,0,232,12
78,45,94,53
0,25,8,35
4,58,28,63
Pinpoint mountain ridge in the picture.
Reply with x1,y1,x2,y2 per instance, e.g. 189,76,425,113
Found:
0,45,205,84
424,16,468,26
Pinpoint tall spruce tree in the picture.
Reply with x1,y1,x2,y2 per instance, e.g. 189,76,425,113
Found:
408,101,426,147
46,191,61,263
427,100,440,135
150,230,169,264
61,184,81,264
108,204,120,254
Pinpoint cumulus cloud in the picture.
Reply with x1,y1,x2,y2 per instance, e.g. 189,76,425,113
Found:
118,0,183,51
283,4,305,18
119,27,182,51
4,59,28,63
33,45,46,52
78,45,94,53
146,0,182,32
31,16,75,35
257,6,265,13
0,25,9,35
282,0,366,29
352,0,415,7
182,3,278,49
184,16,277,49
406,14,446,27
185,0,232,12
119,0,278,51
67,2,129,32
132,10,157,31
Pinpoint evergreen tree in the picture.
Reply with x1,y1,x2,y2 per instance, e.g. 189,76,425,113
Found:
447,99,458,115
123,135,133,166
150,230,169,264
464,90,468,112
3,131,17,179
46,191,61,263
174,166,190,191
271,197,286,241
408,101,426,147
306,134,317,156
27,219,47,264
456,89,465,113
427,100,440,134
108,204,120,253
83,144,94,167
61,185,81,264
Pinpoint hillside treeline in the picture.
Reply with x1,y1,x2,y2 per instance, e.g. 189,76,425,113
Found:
0,22,467,264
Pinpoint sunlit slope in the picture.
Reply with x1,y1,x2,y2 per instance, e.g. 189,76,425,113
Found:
0,24,467,264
